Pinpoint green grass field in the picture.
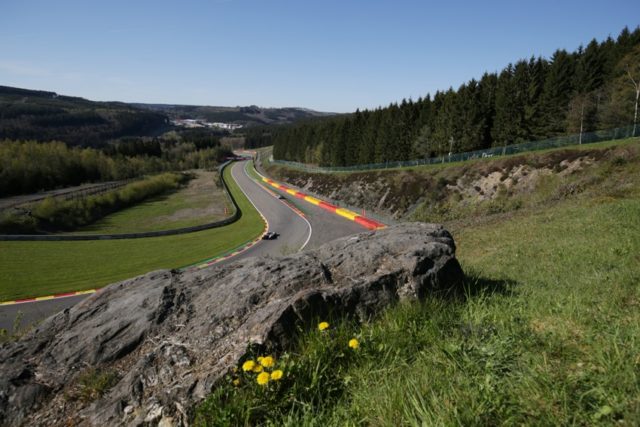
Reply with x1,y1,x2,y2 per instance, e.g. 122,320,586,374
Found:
195,143,640,425
74,170,230,234
0,163,264,301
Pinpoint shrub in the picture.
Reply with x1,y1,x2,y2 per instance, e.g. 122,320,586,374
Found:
0,211,38,234
21,173,188,232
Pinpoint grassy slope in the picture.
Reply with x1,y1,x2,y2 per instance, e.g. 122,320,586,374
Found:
75,170,230,234
195,141,640,426
267,137,639,175
265,137,640,221
340,197,640,425
0,163,264,301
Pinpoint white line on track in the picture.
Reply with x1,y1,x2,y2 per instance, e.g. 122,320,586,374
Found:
242,161,313,252
231,161,270,236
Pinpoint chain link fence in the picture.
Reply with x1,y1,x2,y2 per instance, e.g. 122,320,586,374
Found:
272,125,637,173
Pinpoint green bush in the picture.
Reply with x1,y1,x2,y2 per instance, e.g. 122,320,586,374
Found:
0,211,38,234
24,173,188,232
0,140,232,197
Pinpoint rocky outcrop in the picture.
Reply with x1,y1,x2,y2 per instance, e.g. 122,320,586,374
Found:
0,223,463,426
265,148,603,220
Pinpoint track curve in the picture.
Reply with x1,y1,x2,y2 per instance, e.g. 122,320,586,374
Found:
1,160,339,331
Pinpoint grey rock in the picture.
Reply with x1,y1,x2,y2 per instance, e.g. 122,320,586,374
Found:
0,223,463,426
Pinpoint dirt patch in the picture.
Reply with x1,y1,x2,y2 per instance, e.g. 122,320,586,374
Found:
446,157,595,204
155,170,228,223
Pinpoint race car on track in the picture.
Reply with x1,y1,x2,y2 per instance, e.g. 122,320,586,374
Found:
262,231,279,240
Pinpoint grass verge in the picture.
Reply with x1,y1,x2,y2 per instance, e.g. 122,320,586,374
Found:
0,162,264,301
0,173,189,234
75,170,230,234
195,169,640,425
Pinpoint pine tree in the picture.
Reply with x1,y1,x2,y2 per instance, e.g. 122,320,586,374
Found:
478,72,498,148
526,57,548,139
431,90,457,156
565,40,607,138
269,26,640,166
457,80,485,151
492,65,519,146
541,50,576,136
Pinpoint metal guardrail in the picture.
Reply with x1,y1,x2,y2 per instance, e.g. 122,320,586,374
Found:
271,125,638,173
0,162,240,241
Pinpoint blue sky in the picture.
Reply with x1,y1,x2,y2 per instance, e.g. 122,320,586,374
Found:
1,0,638,112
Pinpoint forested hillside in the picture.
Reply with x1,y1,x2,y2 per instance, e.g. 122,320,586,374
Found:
0,139,232,197
133,103,334,127
259,27,640,167
0,86,168,147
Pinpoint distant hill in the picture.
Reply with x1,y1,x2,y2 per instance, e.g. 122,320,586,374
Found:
0,86,335,147
130,103,335,127
0,86,168,147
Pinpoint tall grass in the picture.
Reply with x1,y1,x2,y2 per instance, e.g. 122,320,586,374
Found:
195,143,640,425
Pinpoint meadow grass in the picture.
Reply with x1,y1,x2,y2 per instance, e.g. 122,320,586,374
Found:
75,170,230,234
0,163,264,301
412,138,640,226
195,153,640,425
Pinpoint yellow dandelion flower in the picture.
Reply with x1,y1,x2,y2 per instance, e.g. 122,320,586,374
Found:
270,370,283,381
257,356,264,363
348,338,359,349
253,364,263,373
242,360,255,372
256,372,270,385
318,321,330,331
260,356,275,368
233,378,240,386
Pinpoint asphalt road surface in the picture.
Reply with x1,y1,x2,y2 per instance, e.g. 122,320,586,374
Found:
0,161,366,332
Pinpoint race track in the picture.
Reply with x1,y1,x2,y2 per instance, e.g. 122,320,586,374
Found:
0,161,367,331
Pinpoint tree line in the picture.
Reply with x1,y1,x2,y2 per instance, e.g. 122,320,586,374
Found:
0,139,232,197
246,27,640,167
0,85,171,147
0,108,168,148
0,173,189,234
